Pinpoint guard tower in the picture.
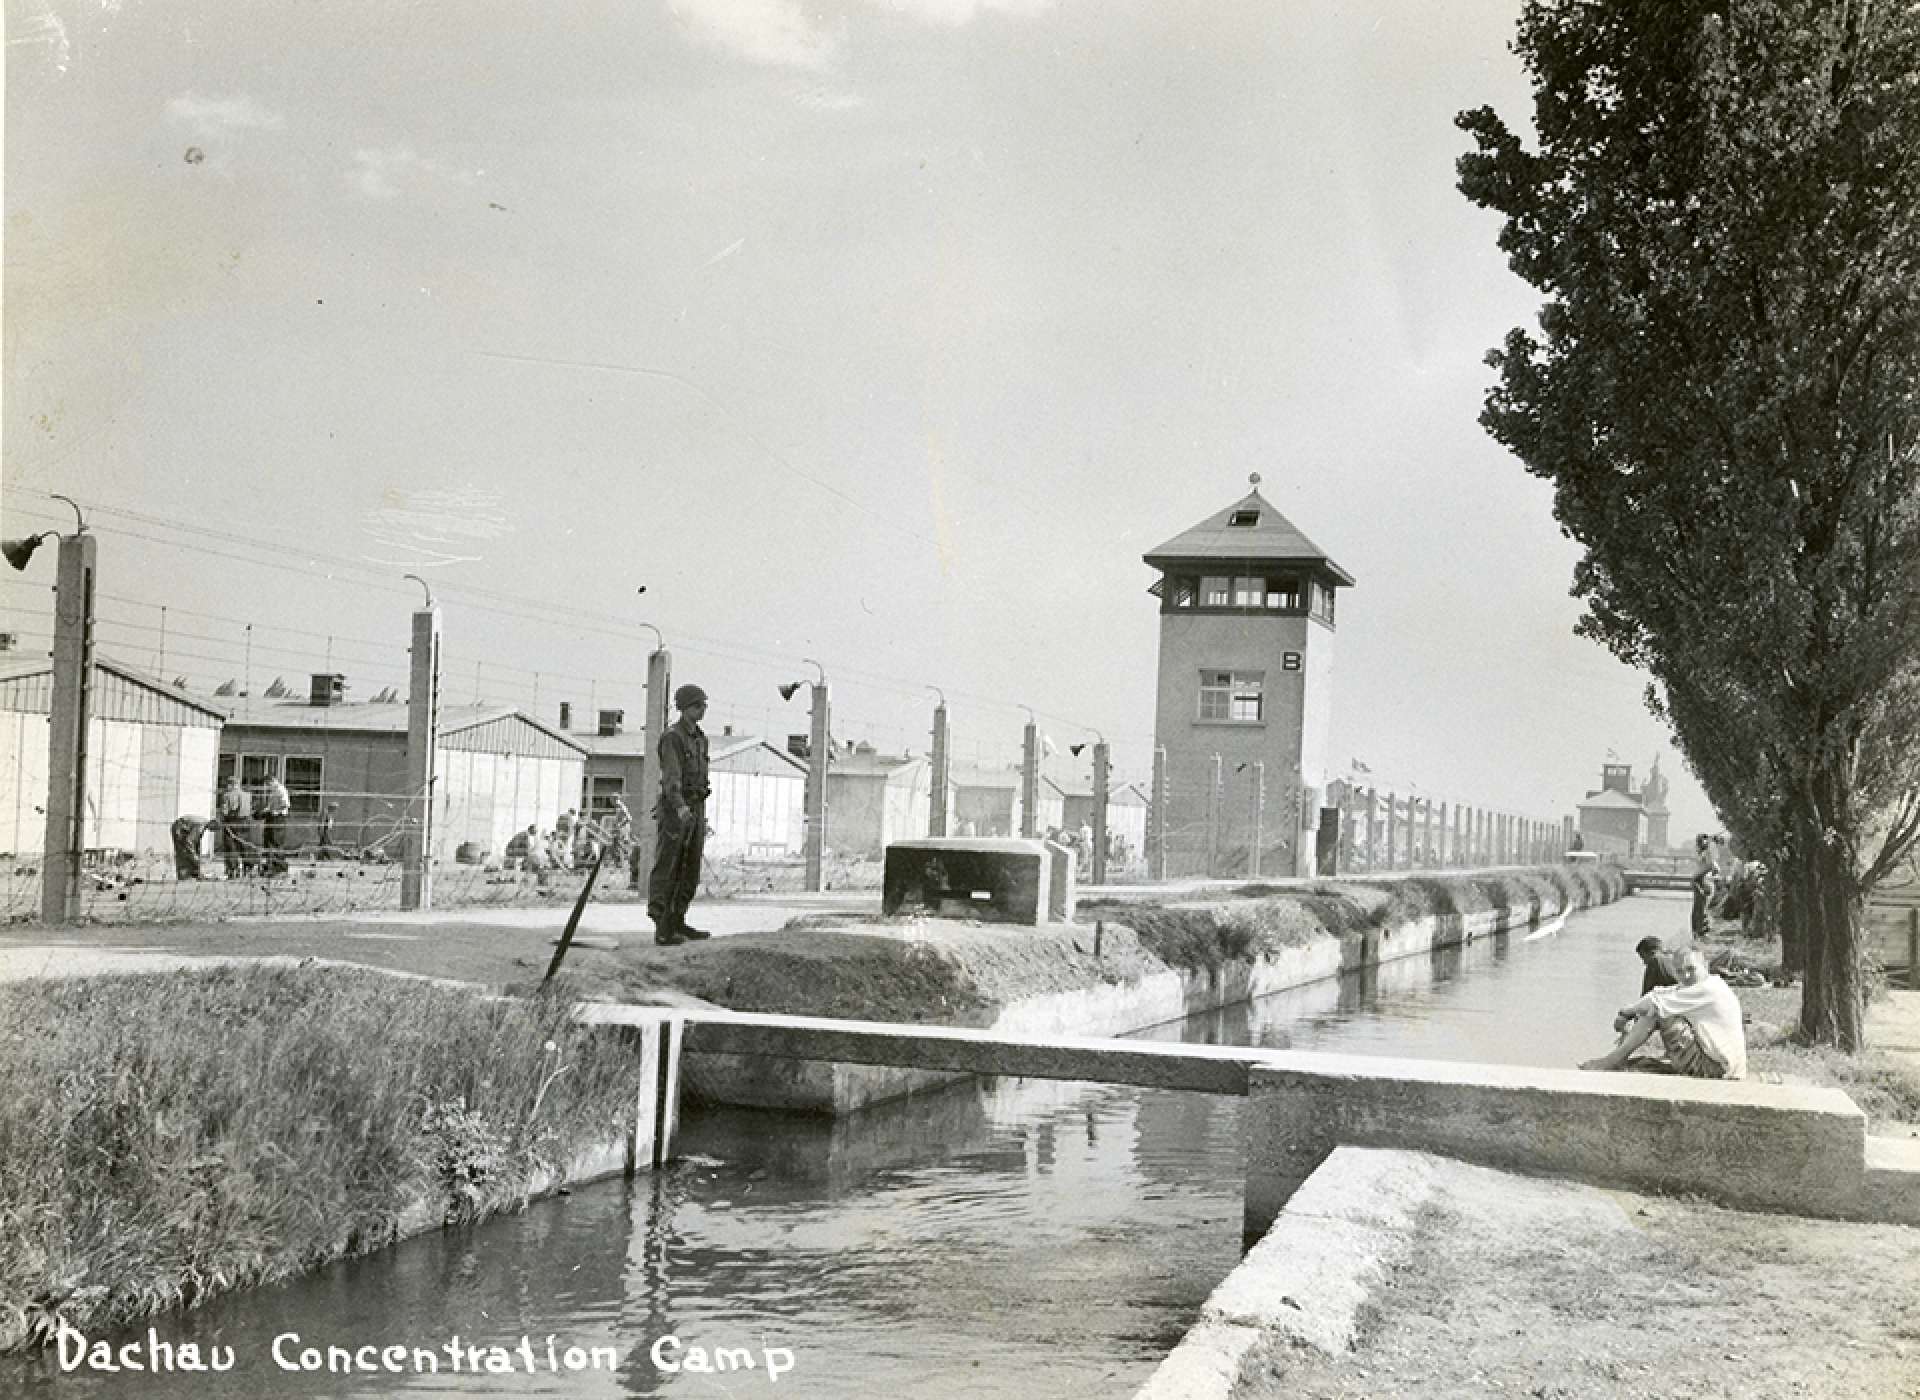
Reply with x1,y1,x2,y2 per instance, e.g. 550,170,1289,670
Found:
1143,476,1353,879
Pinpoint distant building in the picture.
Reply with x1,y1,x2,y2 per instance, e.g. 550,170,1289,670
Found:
1144,480,1353,877
215,675,585,864
562,708,810,860
1576,759,1671,857
825,747,931,860
1045,776,1149,860
949,762,1026,838
0,655,226,858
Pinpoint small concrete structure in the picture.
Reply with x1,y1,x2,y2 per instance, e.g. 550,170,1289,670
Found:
1241,1052,1870,1237
882,837,1071,925
1041,837,1077,923
1135,1147,1440,1400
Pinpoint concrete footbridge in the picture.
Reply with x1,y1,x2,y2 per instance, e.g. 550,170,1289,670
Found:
584,1004,1920,1240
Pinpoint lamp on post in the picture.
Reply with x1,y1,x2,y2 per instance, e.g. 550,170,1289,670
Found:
12,495,94,923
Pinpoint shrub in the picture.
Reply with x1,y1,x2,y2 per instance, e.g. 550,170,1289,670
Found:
0,966,642,1351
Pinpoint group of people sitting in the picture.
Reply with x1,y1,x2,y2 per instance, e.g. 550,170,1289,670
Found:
1581,935,1748,1079
502,802,632,878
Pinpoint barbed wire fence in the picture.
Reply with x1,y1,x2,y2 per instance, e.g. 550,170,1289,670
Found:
0,541,1148,921
1147,764,1572,883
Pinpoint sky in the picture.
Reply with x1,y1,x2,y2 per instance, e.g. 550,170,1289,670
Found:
2,0,1717,842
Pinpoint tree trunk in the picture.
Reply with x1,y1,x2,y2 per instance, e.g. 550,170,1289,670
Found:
1795,822,1867,1051
1778,846,1808,977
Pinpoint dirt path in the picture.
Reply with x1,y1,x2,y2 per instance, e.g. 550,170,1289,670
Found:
1239,1157,1920,1400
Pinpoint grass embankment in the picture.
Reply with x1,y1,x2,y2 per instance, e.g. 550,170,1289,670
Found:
1091,864,1625,974
0,965,643,1353
597,865,1625,1026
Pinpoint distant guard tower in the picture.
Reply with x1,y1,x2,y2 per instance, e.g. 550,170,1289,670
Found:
1143,476,1353,879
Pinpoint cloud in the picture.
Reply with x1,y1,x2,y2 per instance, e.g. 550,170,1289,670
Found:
875,0,1053,24
666,0,840,70
664,0,1050,82
347,145,473,201
165,92,284,140
793,83,867,111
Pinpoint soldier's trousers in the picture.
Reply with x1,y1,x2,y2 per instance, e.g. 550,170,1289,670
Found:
647,806,705,925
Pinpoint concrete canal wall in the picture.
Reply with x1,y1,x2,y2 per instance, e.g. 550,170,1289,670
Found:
654,1007,1920,1232
682,865,1621,1114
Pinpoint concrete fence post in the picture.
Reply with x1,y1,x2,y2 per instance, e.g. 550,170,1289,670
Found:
41,532,96,925
1248,760,1265,879
1149,746,1168,881
400,602,441,912
635,649,672,893
1020,719,1039,839
804,682,830,890
1091,740,1110,886
928,702,950,837
1206,754,1223,877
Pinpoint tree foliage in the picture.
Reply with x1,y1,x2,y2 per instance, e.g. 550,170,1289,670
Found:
1458,0,1920,1048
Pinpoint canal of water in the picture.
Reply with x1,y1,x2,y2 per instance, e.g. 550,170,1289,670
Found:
2,894,1689,1399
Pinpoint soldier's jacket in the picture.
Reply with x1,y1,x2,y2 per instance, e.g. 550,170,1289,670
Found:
658,719,711,815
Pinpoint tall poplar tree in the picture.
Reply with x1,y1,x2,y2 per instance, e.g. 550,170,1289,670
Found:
1457,0,1920,1048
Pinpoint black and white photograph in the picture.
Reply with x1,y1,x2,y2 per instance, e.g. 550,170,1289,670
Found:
3,0,1919,1395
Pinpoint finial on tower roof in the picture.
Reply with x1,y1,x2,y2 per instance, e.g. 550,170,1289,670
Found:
1249,472,1262,487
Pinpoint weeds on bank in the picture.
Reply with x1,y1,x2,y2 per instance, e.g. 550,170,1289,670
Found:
1745,1022,1920,1130
1113,865,1622,973
0,965,640,1351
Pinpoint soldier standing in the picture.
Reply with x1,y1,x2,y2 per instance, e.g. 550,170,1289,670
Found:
648,684,713,946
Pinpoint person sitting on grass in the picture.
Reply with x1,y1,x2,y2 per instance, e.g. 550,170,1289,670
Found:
1581,947,1747,1080
1635,935,1680,995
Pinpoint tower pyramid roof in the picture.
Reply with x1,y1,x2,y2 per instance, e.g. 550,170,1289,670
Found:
1143,483,1353,585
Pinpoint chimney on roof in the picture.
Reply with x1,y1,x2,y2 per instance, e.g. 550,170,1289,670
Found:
723,724,734,736
310,673,347,707
558,701,572,731
787,734,809,759
597,708,624,737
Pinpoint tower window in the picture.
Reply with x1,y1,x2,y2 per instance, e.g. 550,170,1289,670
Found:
1263,576,1300,610
1201,576,1232,607
1169,576,1196,608
1199,670,1265,723
1229,509,1260,527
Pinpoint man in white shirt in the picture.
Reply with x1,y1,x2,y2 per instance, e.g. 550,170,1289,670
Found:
259,776,292,876
1581,947,1747,1080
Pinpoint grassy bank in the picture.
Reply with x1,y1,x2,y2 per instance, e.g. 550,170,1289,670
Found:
1088,864,1625,973
597,865,1624,1025
0,965,643,1352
